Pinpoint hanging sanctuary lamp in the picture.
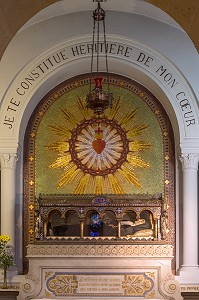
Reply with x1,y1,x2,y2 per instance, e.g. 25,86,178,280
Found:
86,0,113,116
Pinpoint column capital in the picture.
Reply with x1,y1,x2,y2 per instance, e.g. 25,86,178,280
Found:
180,153,199,170
0,152,18,170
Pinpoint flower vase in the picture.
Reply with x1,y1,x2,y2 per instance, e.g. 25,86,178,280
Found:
3,266,7,289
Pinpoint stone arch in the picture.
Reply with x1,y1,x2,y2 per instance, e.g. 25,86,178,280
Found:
0,37,198,149
0,1,198,286
1,0,198,155
0,0,199,57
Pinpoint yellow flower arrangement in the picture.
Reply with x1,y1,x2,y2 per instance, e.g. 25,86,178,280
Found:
0,235,13,288
0,235,13,268
0,235,10,243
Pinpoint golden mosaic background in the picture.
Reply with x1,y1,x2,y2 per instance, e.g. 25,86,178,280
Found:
35,80,163,196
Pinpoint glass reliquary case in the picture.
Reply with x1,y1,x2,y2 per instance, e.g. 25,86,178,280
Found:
34,194,166,242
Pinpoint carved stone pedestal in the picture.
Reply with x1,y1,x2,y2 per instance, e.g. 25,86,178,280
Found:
17,244,183,300
0,289,19,300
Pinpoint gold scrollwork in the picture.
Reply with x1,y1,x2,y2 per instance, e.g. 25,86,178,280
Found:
123,274,153,296
47,274,78,296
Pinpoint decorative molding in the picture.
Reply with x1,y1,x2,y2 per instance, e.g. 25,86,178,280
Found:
22,274,38,294
164,279,180,295
0,153,18,170
38,193,162,202
0,145,21,170
46,274,78,296
123,273,154,296
27,244,174,258
180,153,199,170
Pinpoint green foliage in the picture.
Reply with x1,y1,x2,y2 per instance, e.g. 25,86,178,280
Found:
0,235,13,268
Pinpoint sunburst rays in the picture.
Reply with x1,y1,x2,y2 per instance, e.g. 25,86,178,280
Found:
45,98,151,194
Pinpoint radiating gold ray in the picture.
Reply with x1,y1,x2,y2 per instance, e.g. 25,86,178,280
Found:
106,97,120,120
114,170,136,191
63,161,75,171
74,173,90,194
77,138,91,145
126,155,150,169
97,155,102,170
122,161,134,172
127,125,150,139
105,128,117,141
119,109,137,126
76,138,92,146
61,108,79,128
104,150,121,159
45,94,152,193
107,134,122,144
87,153,98,168
49,155,71,169
57,165,79,188
113,110,127,125
46,142,69,152
108,174,124,194
99,158,106,170
114,170,126,183
126,153,149,172
86,125,96,137
103,125,112,139
103,151,117,164
81,129,93,139
107,145,123,152
73,168,84,184
106,146,123,153
129,141,151,152
118,166,142,188
76,146,91,153
48,125,71,139
102,154,112,168
77,97,90,120
77,146,92,154
103,176,111,193
95,176,104,194
79,151,93,165
88,175,95,193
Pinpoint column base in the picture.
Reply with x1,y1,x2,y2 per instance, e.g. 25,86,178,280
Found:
176,266,199,284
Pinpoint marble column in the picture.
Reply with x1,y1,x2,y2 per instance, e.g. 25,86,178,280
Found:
178,153,199,283
0,152,18,248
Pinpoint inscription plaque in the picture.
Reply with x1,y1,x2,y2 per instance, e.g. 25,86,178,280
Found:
45,272,155,297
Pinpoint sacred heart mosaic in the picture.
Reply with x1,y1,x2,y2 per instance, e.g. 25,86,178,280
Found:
45,96,151,194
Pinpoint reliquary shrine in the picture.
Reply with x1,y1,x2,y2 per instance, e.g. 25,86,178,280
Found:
21,74,181,299
35,194,161,241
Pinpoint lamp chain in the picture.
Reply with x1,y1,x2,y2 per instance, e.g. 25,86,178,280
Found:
90,13,96,93
103,18,110,94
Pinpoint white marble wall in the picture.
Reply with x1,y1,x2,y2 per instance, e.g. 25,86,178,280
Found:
18,244,182,300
